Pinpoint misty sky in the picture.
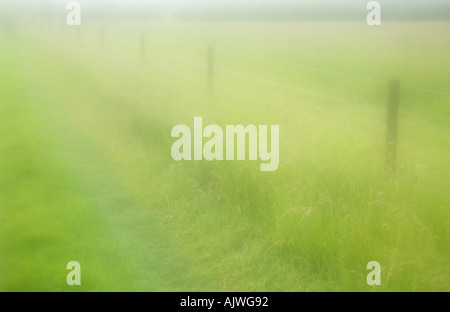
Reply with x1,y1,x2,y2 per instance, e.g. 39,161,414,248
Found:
2,0,450,21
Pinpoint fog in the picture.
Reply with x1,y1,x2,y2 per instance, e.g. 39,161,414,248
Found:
2,0,450,21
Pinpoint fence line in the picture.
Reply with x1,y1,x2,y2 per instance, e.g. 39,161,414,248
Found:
54,29,450,168
146,35,450,98
222,50,383,84
51,27,450,134
155,49,384,114
154,48,450,135
67,31,444,170
154,56,450,168
222,50,450,98
223,67,383,113
155,49,450,132
151,53,374,129
156,50,450,170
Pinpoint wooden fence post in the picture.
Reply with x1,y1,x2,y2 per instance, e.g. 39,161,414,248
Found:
208,46,214,94
100,27,105,52
386,79,400,175
141,34,146,64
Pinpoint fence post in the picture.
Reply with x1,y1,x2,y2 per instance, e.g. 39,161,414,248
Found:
100,27,105,52
386,79,400,175
208,46,214,94
141,34,146,64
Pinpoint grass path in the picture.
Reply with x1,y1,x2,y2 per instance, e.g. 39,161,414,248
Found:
0,32,204,291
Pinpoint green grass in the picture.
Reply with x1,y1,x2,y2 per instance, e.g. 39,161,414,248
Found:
0,21,449,291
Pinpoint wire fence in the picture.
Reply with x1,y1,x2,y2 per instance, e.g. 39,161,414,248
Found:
12,21,450,169
148,36,450,134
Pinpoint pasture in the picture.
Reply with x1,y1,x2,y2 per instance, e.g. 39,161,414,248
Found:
0,20,449,291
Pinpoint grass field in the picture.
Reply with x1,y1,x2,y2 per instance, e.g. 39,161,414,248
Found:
0,20,449,291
